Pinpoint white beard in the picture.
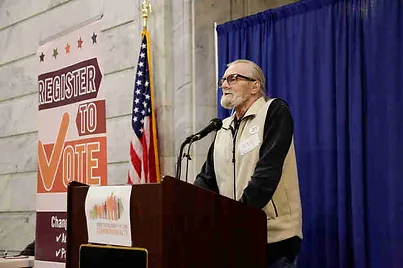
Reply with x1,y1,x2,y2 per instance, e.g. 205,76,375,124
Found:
220,91,246,109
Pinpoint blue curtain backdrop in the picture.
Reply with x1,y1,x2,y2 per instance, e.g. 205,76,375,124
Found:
216,0,403,267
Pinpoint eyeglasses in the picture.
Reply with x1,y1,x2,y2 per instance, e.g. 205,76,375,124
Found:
218,73,256,88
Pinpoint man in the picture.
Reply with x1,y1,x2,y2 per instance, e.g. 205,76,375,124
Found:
194,59,302,268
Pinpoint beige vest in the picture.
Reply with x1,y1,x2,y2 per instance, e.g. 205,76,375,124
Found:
213,97,303,243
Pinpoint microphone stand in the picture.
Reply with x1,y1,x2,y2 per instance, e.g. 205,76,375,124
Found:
184,137,197,183
175,136,193,180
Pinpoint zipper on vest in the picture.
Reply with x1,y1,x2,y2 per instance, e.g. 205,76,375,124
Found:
231,129,237,200
230,120,240,200
272,200,279,217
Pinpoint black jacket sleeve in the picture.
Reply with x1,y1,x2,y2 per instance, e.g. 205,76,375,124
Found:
193,141,220,193
238,99,294,209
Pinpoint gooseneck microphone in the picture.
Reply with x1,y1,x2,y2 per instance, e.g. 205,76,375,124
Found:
176,118,223,181
183,118,223,143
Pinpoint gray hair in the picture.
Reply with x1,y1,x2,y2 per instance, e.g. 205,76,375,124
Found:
227,59,266,97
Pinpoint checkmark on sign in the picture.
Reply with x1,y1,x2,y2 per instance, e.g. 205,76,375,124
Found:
56,233,62,242
38,113,70,191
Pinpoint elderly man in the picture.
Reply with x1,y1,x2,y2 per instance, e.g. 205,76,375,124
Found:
194,59,303,268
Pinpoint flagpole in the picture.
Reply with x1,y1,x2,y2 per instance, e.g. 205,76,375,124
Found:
141,0,161,182
142,0,152,29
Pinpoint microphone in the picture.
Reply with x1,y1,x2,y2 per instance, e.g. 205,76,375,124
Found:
176,118,223,180
186,118,223,142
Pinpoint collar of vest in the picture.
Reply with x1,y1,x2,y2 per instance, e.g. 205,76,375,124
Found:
223,97,268,129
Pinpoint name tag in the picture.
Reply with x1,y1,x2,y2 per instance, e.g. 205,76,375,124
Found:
238,134,261,156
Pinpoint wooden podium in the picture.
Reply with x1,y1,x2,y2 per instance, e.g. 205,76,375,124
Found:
66,176,267,268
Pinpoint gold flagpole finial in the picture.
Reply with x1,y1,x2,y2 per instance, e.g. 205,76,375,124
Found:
142,0,152,29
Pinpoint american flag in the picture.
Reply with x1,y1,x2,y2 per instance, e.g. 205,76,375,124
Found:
128,30,160,184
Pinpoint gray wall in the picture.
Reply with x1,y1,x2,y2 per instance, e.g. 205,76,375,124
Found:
0,0,295,253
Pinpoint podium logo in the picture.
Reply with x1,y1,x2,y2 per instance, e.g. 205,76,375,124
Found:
88,193,124,221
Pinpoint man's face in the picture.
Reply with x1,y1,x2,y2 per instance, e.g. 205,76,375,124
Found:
220,63,255,110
